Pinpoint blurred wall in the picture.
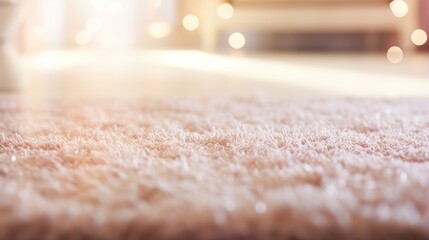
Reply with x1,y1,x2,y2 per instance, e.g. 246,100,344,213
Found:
420,0,429,51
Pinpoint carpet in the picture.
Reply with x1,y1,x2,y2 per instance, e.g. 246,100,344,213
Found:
0,95,429,240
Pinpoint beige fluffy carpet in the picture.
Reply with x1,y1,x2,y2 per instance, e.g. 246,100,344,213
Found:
1,95,429,240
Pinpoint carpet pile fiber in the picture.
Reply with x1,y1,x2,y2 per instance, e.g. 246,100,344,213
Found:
1,96,429,239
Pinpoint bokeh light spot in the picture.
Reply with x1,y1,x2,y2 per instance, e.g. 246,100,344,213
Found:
411,29,428,46
387,46,404,63
229,32,246,49
182,14,200,31
147,21,171,39
390,0,408,18
217,3,234,20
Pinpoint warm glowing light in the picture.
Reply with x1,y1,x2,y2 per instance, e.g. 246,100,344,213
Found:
411,29,428,46
75,30,92,45
217,3,234,20
387,46,403,63
106,1,124,16
32,26,44,36
86,17,102,33
148,0,162,9
147,21,171,39
229,32,246,49
91,0,106,11
182,14,199,31
390,0,408,18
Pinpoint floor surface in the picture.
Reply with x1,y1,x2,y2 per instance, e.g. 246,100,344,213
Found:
18,50,429,99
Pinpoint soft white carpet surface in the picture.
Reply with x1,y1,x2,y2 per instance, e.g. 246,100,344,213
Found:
1,96,429,240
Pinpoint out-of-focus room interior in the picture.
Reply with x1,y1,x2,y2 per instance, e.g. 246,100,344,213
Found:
1,0,428,97
2,2,429,239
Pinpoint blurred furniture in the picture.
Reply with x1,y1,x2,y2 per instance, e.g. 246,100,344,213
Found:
201,0,419,52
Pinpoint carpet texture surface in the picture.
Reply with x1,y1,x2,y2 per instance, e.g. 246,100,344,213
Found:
1,96,429,240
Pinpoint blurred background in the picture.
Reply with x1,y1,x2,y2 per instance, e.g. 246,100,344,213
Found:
16,0,429,52
3,0,429,97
